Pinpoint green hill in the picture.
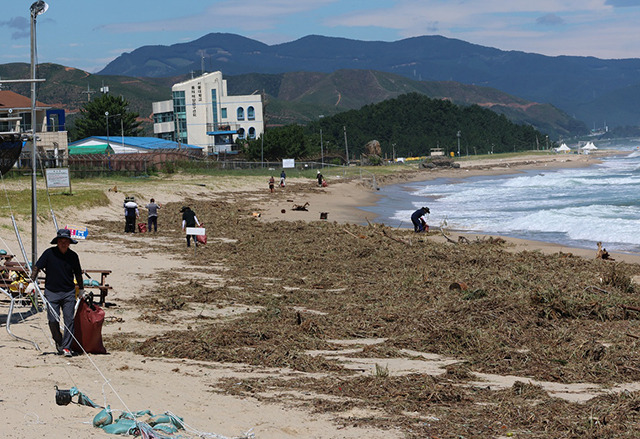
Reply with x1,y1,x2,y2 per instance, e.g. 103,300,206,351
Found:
0,63,586,139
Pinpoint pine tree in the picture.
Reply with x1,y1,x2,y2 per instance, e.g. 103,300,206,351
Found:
72,94,142,141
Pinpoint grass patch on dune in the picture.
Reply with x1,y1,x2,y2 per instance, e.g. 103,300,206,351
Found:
0,188,109,217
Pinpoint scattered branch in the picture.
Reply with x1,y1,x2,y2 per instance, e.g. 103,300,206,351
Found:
381,229,411,245
584,285,610,294
441,228,457,244
343,228,361,239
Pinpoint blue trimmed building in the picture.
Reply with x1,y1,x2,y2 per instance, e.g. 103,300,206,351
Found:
152,71,264,156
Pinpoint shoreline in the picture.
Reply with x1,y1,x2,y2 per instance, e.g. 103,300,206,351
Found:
260,151,640,265
1,150,639,438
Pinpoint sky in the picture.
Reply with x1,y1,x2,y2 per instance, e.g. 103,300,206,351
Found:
2,0,640,73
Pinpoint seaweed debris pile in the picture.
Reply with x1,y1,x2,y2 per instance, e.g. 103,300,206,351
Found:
90,194,640,438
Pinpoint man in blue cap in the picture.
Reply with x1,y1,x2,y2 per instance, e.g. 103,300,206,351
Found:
31,229,84,357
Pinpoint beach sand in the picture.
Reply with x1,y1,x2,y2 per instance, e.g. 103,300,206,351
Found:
1,152,638,438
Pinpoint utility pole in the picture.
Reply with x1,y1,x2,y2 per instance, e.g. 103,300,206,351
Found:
343,126,350,166
457,131,461,157
319,128,324,168
82,83,95,102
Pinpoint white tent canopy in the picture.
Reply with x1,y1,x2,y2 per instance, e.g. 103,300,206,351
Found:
582,141,598,150
555,143,570,153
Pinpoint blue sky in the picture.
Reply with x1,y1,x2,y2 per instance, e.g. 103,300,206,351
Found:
2,0,640,73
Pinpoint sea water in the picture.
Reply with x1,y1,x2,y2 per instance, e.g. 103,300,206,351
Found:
364,142,640,254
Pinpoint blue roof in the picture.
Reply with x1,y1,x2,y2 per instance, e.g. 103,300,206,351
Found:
207,130,237,136
70,136,202,150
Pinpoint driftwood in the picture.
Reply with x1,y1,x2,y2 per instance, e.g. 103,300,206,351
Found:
381,229,411,245
622,305,640,313
441,228,457,244
343,228,361,239
292,202,310,211
596,242,615,260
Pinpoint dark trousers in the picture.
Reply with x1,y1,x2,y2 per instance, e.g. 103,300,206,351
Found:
148,216,157,232
186,234,197,247
412,218,423,232
45,288,76,350
125,215,136,233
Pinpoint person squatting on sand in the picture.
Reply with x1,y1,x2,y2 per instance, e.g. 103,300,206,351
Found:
31,229,85,357
280,170,286,187
146,198,161,232
181,206,201,247
316,170,323,186
411,206,430,232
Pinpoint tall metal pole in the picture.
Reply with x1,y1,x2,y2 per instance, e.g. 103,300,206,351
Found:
29,2,41,265
457,131,461,157
320,128,323,168
261,133,264,168
343,126,350,166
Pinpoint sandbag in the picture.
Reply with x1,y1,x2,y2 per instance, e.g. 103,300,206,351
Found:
93,405,113,427
71,299,107,354
102,418,135,435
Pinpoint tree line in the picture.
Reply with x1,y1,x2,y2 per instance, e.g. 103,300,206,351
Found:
69,92,546,161
246,93,546,161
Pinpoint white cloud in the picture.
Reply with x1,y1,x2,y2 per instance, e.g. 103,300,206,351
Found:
98,0,338,34
322,0,639,58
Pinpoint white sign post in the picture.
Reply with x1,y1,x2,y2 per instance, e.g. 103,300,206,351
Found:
45,168,71,193
186,227,206,255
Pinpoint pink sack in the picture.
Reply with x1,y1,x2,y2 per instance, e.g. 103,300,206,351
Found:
71,299,107,354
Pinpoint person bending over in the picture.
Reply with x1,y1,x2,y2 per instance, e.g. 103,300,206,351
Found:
410,206,430,232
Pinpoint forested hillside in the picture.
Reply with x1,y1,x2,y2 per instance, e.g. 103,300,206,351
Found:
246,93,545,161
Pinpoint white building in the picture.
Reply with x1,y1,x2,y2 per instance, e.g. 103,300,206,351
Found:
152,71,264,155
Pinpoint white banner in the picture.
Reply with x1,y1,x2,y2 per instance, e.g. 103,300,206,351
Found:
282,159,295,169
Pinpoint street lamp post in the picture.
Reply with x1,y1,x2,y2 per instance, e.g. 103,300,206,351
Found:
105,111,110,146
318,115,324,168
343,126,350,166
105,112,122,150
457,131,461,157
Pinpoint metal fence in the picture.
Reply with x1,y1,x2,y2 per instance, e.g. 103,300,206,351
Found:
9,151,381,189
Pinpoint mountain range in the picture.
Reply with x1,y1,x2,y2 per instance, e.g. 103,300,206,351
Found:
99,33,640,129
0,62,582,139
